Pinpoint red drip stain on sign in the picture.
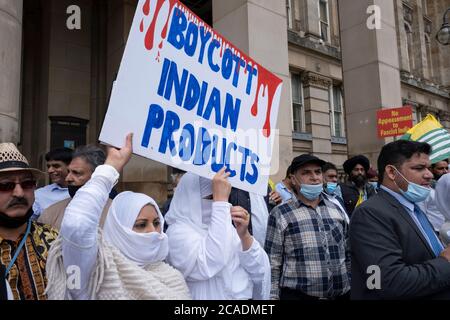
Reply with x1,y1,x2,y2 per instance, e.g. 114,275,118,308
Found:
141,0,176,52
251,66,282,138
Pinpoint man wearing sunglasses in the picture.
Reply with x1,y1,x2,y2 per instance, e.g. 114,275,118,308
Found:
0,143,58,300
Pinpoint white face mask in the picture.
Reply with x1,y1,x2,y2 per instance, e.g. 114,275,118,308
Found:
131,231,169,266
103,192,170,267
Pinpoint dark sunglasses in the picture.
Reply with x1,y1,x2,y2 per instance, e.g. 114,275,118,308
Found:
0,180,37,192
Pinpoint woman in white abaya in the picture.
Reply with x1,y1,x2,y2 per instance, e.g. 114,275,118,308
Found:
165,170,271,300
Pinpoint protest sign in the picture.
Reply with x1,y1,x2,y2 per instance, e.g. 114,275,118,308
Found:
377,106,413,138
99,0,283,195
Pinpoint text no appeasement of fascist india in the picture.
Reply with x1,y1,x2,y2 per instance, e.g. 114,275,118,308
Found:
99,0,283,196
377,106,413,138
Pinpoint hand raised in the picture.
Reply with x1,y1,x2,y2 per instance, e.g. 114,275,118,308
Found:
105,133,133,173
212,167,231,202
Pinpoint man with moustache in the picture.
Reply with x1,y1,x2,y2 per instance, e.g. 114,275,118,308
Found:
39,145,115,230
32,148,73,220
340,155,376,217
0,143,58,300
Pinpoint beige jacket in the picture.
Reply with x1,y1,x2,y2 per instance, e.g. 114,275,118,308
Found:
38,198,111,230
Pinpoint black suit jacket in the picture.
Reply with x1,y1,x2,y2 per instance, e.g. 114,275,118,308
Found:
340,182,376,217
350,189,450,300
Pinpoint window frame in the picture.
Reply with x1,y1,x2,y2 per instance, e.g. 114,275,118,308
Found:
329,84,345,138
318,0,330,43
291,72,306,133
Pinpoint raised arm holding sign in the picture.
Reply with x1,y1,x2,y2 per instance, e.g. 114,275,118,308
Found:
99,0,282,196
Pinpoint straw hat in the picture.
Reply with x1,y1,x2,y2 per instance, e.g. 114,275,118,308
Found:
0,143,45,179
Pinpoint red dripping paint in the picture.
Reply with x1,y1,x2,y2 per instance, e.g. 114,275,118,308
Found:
251,66,283,138
140,19,144,32
143,0,176,51
143,0,150,15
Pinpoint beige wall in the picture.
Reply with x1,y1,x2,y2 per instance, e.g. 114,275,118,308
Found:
0,0,23,143
339,0,402,168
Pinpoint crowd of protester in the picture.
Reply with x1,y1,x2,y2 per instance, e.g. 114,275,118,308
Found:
0,135,449,300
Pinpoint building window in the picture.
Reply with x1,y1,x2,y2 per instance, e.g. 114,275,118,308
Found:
404,22,415,73
330,85,345,138
412,106,422,125
319,0,329,42
286,0,293,29
291,73,305,133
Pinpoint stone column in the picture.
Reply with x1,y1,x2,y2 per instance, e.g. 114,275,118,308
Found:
212,0,292,182
338,0,402,167
302,72,333,162
0,0,23,143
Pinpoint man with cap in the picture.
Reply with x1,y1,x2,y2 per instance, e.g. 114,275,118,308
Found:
265,154,351,300
0,143,58,300
340,155,376,216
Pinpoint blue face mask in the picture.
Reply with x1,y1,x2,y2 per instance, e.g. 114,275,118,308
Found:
392,167,431,203
369,181,378,189
325,182,338,195
300,184,324,200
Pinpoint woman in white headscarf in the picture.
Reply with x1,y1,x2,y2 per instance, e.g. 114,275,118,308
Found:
436,173,450,219
165,168,271,300
45,134,190,300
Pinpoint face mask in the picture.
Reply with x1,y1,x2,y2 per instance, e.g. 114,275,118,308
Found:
325,182,338,195
369,181,378,189
391,166,431,203
0,208,34,229
300,184,323,200
68,185,82,198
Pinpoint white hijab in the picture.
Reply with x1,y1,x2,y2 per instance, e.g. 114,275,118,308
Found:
165,173,270,300
103,191,169,267
165,173,213,232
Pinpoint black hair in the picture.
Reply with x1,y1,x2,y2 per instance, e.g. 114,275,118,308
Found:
45,148,73,165
285,165,292,178
322,162,337,173
431,159,449,168
377,140,431,183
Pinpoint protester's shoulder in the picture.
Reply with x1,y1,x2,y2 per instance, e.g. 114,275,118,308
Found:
44,197,71,212
352,192,394,221
270,199,297,217
31,221,59,242
34,184,53,195
437,173,450,187
39,198,71,224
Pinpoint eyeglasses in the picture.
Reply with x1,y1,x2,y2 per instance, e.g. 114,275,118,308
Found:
0,180,37,192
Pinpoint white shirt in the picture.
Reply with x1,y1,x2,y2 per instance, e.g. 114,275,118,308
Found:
32,183,70,219
6,280,13,300
435,173,450,221
417,189,446,232
249,193,269,247
60,165,119,300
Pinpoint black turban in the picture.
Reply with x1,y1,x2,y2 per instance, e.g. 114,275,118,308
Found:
343,155,370,175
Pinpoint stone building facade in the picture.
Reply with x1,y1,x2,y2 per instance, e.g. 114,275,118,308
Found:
0,0,448,204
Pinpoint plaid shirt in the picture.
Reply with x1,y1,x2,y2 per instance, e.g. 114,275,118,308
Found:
265,195,351,299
